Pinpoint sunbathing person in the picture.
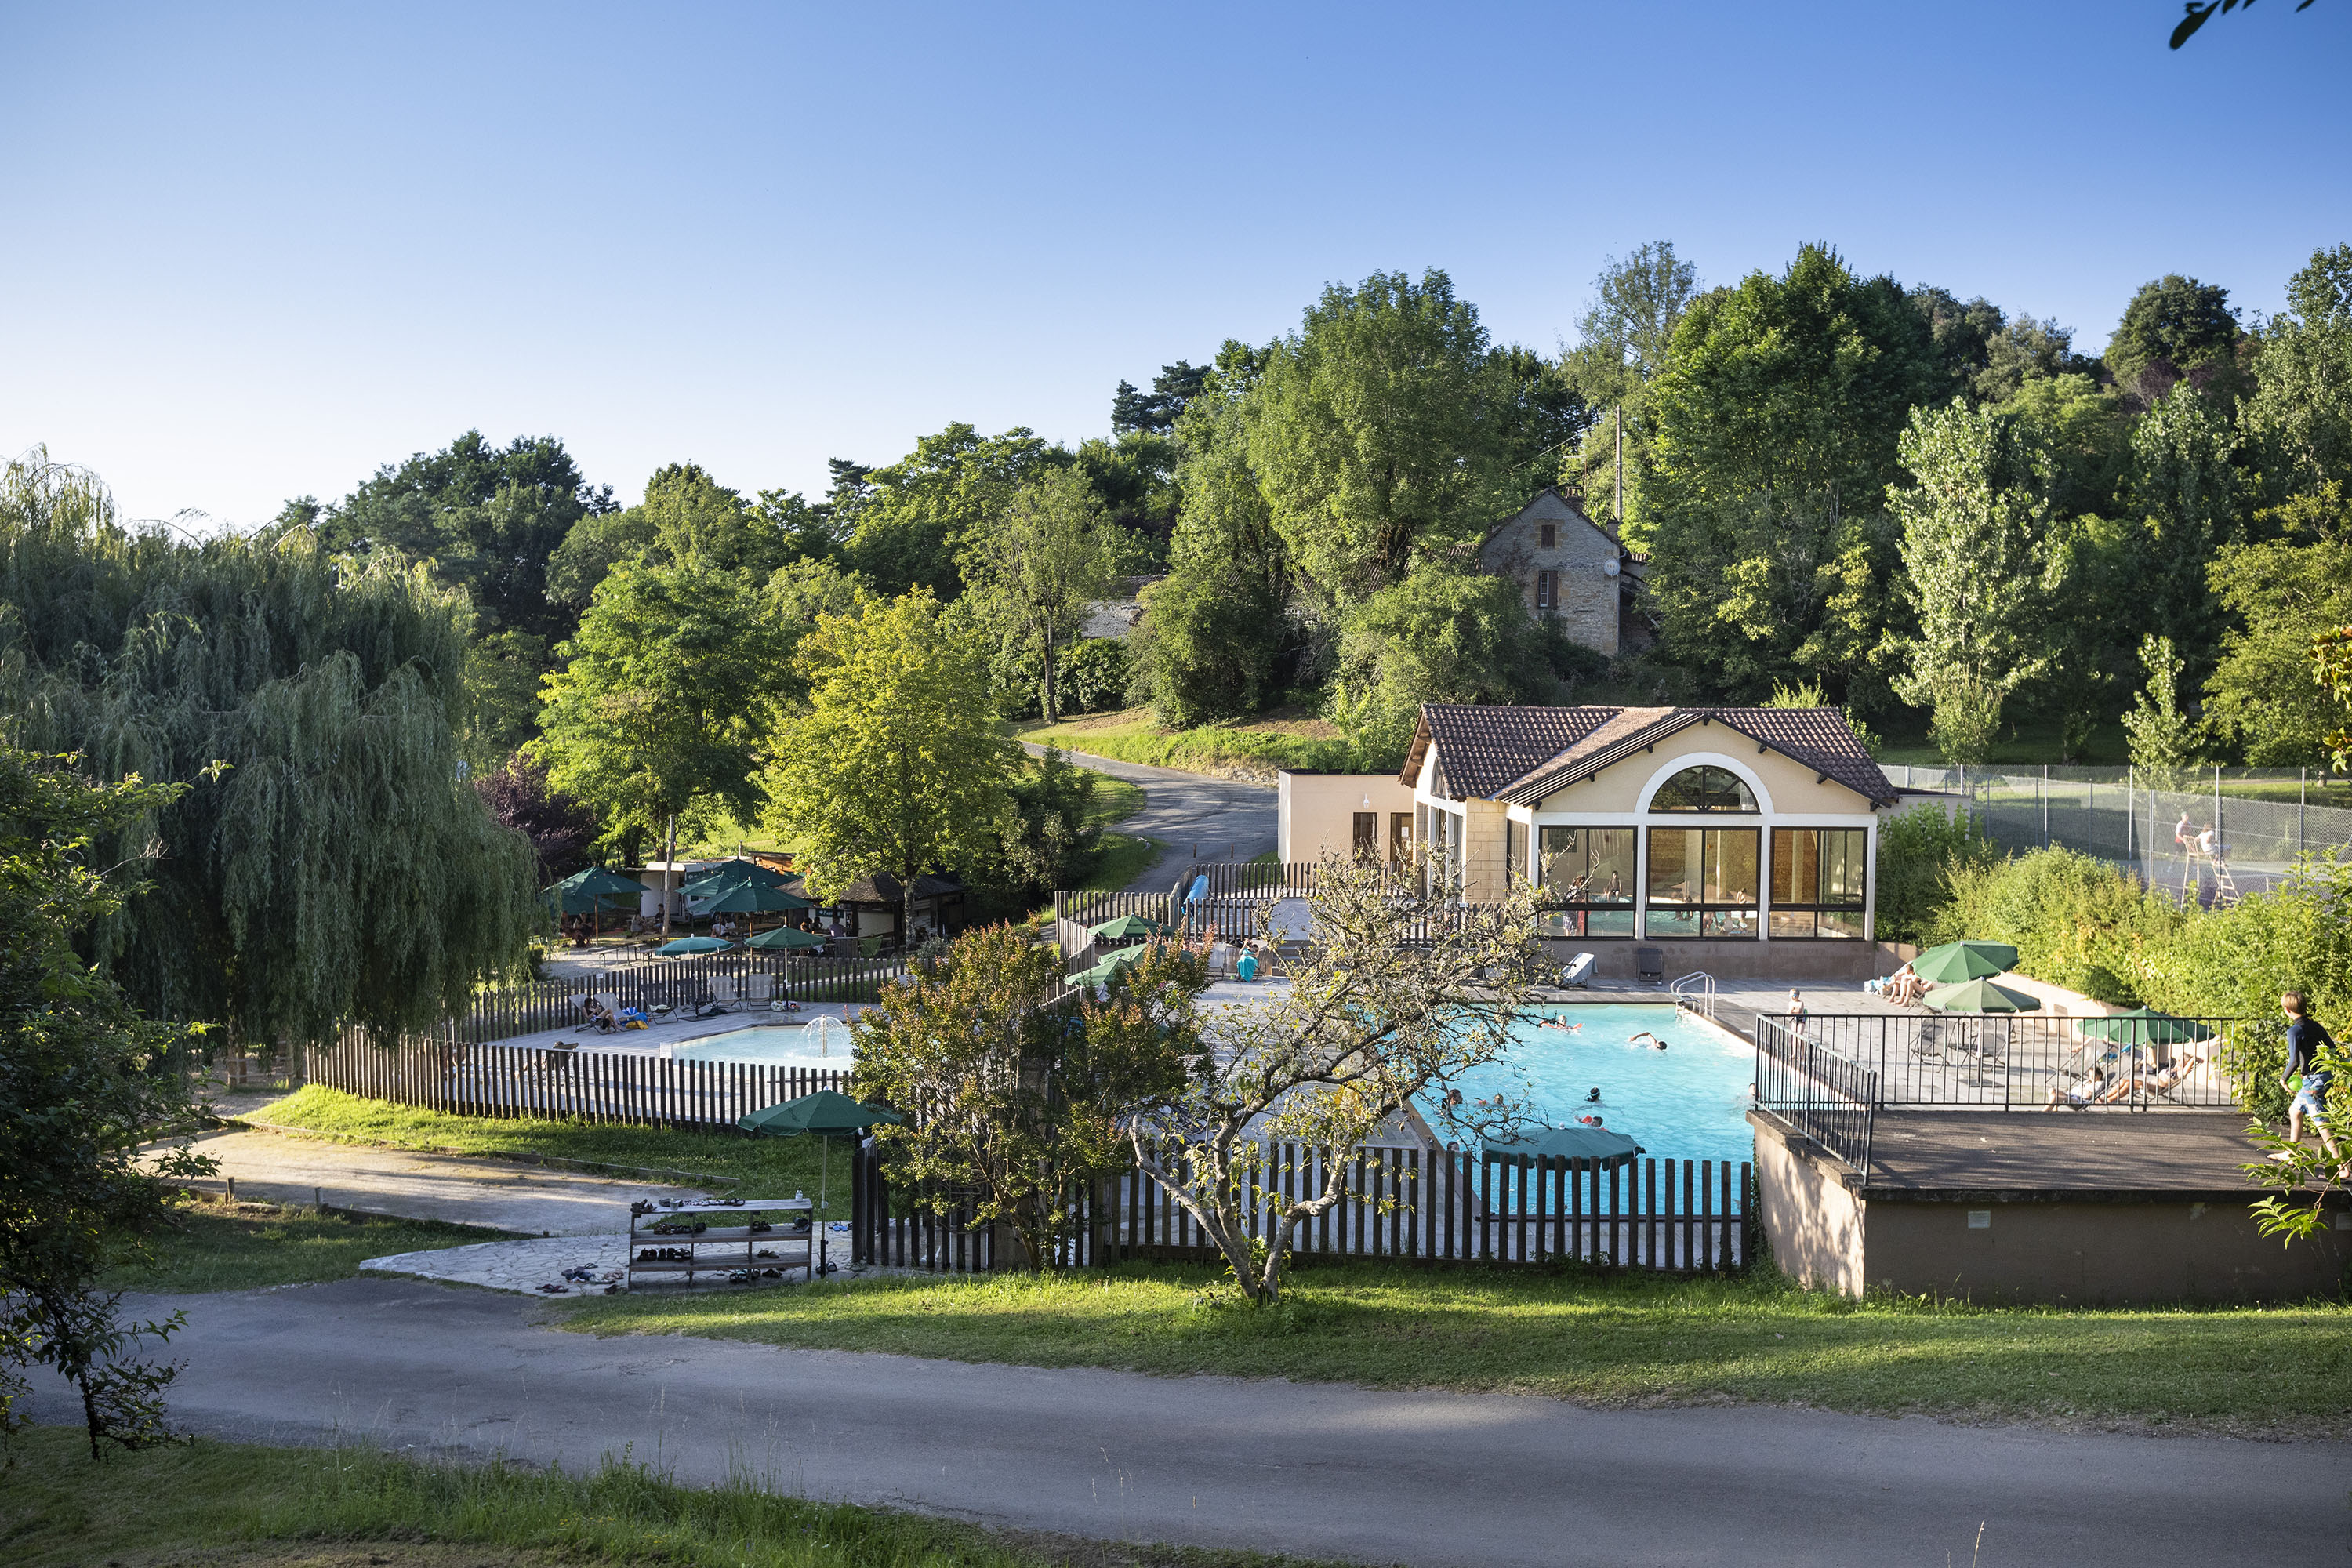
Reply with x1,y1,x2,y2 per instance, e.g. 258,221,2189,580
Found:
2044,1065,2110,1110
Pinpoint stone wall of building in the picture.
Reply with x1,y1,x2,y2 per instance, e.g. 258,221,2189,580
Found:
1477,489,1621,657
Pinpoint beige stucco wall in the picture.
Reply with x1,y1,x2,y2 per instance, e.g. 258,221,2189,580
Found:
1532,723,1875,817
1279,772,1418,865
1461,798,1513,902
1477,491,1620,656
1751,1114,1867,1296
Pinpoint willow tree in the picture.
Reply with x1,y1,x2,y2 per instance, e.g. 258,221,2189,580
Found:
0,452,543,1045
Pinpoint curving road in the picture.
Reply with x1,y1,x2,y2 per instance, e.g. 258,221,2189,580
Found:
1025,743,1277,893
32,1279,2348,1568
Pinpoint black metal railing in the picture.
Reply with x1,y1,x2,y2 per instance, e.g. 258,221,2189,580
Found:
1756,1012,2259,1112
1755,1020,1878,1175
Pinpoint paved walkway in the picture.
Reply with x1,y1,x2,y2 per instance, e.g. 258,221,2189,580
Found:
1025,744,1277,893
146,1125,713,1235
29,1278,2347,1568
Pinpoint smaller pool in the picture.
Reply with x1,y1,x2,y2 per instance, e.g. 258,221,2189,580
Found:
668,1018,855,1071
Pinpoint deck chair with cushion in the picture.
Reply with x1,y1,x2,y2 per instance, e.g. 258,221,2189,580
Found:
1560,952,1597,989
1635,946,1665,984
709,975,740,1013
739,973,773,1010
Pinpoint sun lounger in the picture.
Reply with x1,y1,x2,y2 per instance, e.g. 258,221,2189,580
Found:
1560,952,1596,989
1635,947,1664,984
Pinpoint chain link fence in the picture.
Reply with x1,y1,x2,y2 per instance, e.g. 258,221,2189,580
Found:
1882,764,2352,906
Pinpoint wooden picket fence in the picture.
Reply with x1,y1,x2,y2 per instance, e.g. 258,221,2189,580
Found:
850,1139,1752,1275
303,1030,848,1130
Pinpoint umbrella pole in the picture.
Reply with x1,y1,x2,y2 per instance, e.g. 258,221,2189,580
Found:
817,1136,829,1279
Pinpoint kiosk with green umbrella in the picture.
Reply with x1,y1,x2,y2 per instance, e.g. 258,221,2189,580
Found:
546,866,644,942
746,924,827,951
738,1090,903,1276
691,880,811,935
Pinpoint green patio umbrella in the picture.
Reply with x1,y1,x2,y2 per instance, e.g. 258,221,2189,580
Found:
738,1091,905,1275
1484,1123,1640,1164
655,935,734,956
1923,977,2042,1014
695,882,812,915
2074,1008,2215,1046
684,858,791,891
1069,946,1144,987
1910,940,2020,985
1088,914,1169,945
746,924,828,950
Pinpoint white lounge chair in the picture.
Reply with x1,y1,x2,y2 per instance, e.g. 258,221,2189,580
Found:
710,976,740,1013
740,973,773,1010
1560,952,1597,989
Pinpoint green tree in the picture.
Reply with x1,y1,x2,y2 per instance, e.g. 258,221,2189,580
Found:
1973,316,2102,404
968,468,1117,723
1888,401,2062,762
1129,343,1291,725
1560,243,1697,528
852,925,1184,1270
1642,245,1949,702
2205,487,2352,764
1328,564,1540,753
761,591,1018,937
0,749,212,1457
2244,244,2352,503
1907,285,2006,403
2122,633,2209,792
303,431,612,765
1243,269,1517,610
2123,384,2247,672
545,463,823,611
762,557,873,713
0,454,542,1045
2107,274,2241,398
535,561,784,922
1110,361,1211,435
847,425,1070,601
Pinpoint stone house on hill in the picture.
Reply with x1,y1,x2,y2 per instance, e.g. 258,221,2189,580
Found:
1475,489,1628,656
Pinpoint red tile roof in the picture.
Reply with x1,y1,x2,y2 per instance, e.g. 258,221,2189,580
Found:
1403,703,1896,808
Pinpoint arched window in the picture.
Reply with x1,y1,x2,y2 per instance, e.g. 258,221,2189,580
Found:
1650,764,1757,813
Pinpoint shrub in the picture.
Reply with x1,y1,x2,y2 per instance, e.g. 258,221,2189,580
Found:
1929,846,2180,1006
1872,805,1998,946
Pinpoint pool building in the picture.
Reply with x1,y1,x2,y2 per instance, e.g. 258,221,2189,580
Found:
1279,703,1898,981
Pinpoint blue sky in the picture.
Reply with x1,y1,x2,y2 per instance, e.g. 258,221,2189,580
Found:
5,1,2347,528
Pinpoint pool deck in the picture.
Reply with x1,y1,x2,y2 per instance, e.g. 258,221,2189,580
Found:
1856,1109,2277,1200
472,1000,873,1065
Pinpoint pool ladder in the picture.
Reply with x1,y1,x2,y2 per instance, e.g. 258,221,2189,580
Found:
1669,971,1717,1021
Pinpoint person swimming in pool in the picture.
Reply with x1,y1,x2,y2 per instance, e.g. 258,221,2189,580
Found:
1577,1113,1604,1127
1586,1087,1601,1102
1629,1031,1666,1050
1538,1016,1582,1032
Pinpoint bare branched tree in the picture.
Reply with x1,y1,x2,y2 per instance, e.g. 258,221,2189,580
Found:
1100,851,1542,1305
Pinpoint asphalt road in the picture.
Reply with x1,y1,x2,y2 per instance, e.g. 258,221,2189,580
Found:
36,1278,2347,1568
1023,743,1278,893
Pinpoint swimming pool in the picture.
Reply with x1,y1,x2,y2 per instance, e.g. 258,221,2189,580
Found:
1431,1004,1755,1169
666,1018,855,1072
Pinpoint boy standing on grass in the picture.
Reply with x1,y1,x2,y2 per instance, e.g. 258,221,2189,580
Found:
2273,991,2344,1173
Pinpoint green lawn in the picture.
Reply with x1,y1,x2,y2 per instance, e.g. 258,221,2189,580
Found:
0,1425,1322,1568
560,1259,2352,1433
100,1192,513,1294
1083,831,1163,892
252,1086,837,1200
1082,771,1145,826
1018,710,1353,779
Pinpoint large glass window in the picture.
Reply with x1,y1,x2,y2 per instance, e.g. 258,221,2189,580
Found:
1645,827,1760,938
1535,826,1636,937
1650,765,1758,812
1769,828,1868,938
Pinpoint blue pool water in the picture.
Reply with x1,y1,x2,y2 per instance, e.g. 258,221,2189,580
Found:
668,1020,853,1071
1431,1004,1755,1170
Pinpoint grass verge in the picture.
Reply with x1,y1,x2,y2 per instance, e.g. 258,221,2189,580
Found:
559,1258,2352,1433
100,1192,514,1294
1083,832,1163,892
1019,710,1352,780
0,1425,1323,1568
249,1086,836,1202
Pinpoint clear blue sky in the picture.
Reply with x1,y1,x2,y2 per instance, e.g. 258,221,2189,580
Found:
5,1,2347,529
